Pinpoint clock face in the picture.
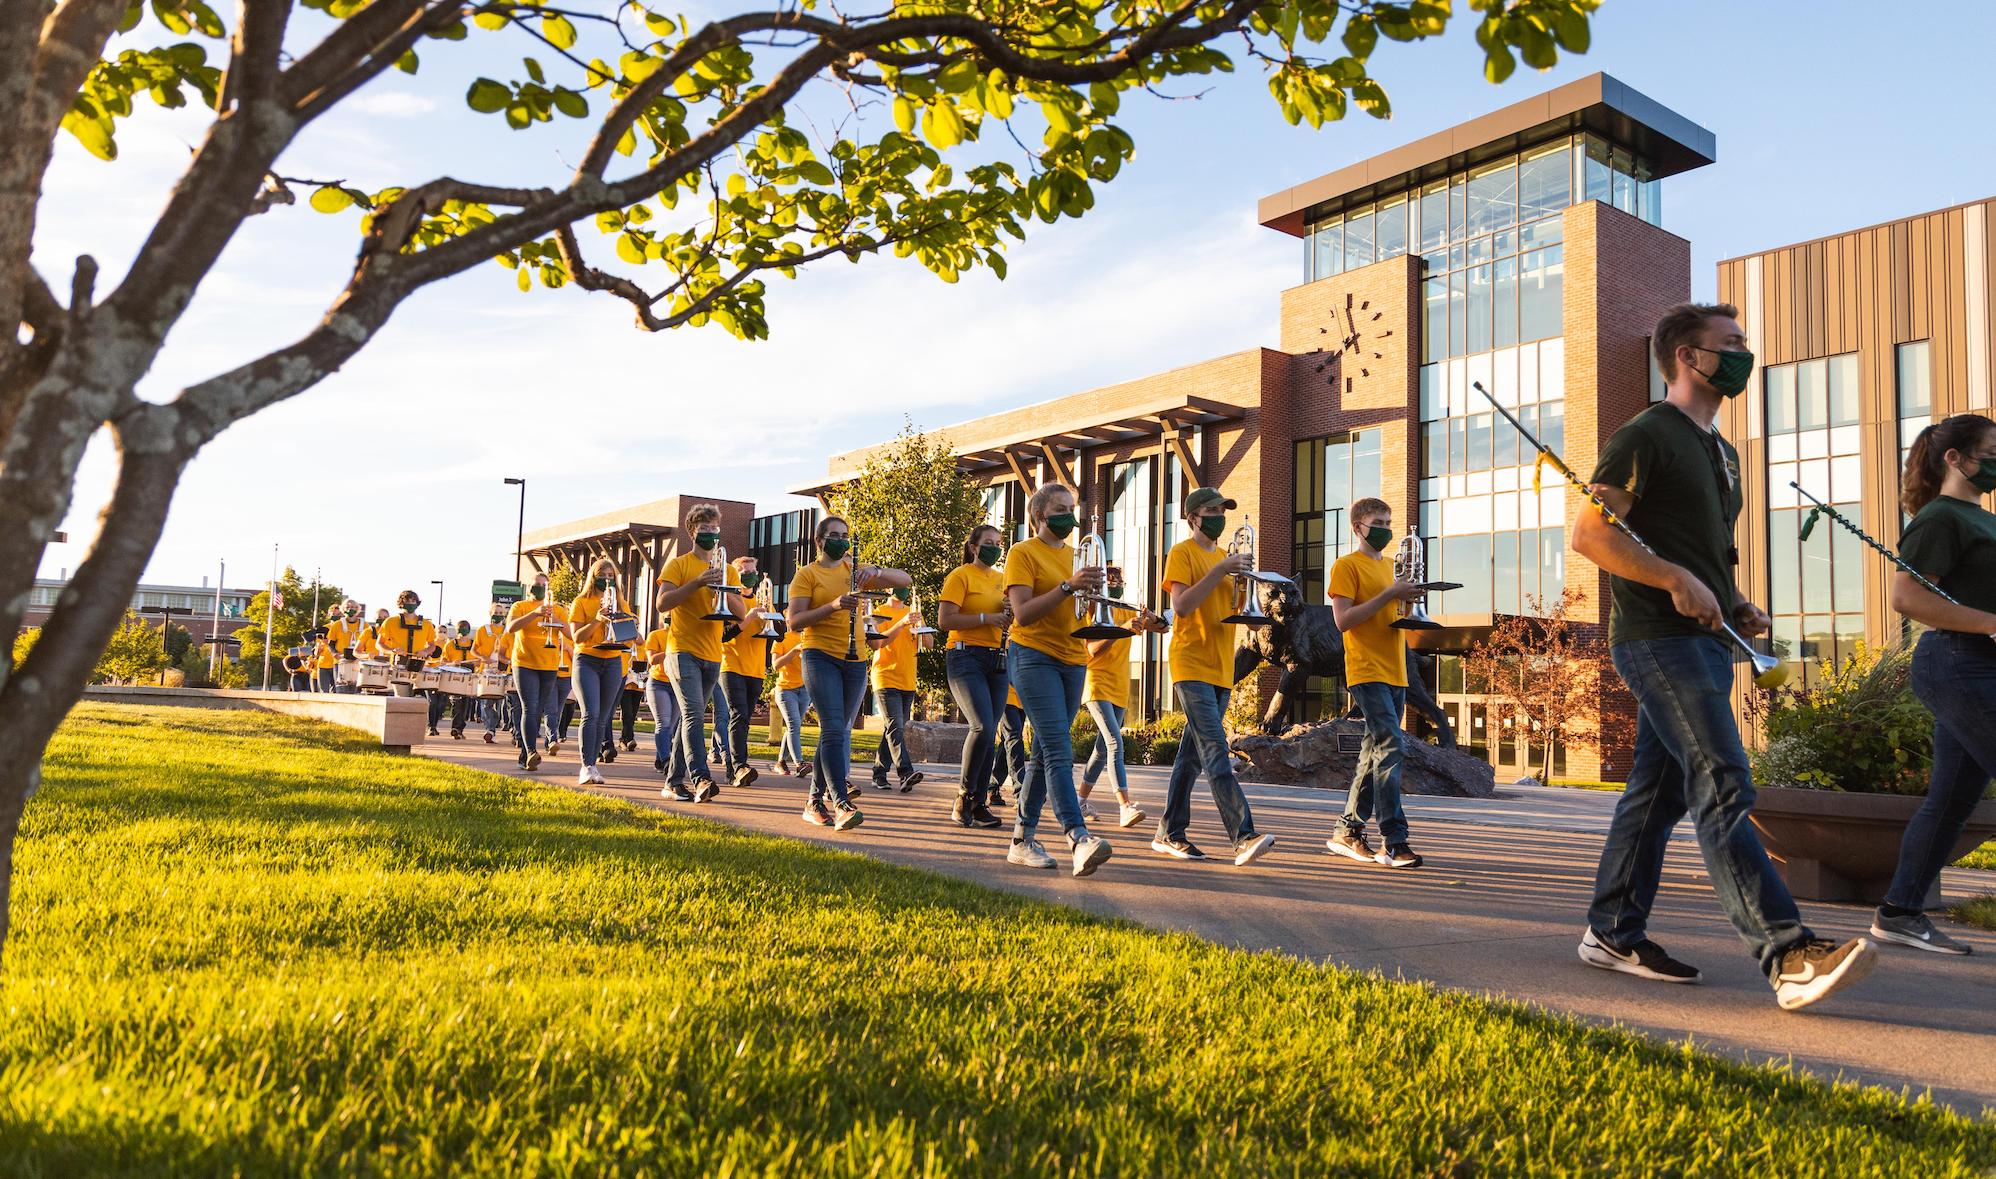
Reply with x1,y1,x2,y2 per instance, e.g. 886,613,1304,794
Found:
1311,292,1393,396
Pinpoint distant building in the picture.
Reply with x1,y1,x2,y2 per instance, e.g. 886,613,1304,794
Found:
27,577,259,653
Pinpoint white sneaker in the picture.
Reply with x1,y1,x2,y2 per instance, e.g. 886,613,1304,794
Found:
1007,838,1056,870
590,765,606,785
1077,797,1099,821
1233,833,1276,867
1071,835,1113,877
1118,802,1148,828
576,767,593,785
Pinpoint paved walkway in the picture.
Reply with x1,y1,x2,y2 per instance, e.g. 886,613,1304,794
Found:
416,737,1996,1115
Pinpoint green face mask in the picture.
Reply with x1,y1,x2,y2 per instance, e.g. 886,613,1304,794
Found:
740,572,761,591
1965,457,1996,495
893,588,912,604
1046,513,1078,540
490,614,504,625
977,543,1003,566
822,537,850,560
529,584,545,600
1692,347,1755,399
1363,524,1394,552
694,531,720,551
594,577,612,592
1108,585,1125,600
1197,514,1227,541
457,624,470,636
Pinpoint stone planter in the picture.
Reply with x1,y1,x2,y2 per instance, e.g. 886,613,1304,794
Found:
1230,720,1496,799
905,721,969,766
1750,785,1996,907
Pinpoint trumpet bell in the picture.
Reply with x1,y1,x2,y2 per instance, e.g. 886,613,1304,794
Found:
702,586,738,623
1073,621,1136,641
755,615,782,640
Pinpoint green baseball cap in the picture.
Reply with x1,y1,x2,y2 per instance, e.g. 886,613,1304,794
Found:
1182,487,1237,517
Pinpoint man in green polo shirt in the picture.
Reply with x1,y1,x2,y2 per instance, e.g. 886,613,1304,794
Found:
1575,301,1877,1012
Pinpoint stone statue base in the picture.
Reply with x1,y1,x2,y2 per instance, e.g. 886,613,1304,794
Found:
1231,719,1497,799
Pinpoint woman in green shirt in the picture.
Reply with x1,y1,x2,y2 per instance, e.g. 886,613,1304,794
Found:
1875,412,1996,956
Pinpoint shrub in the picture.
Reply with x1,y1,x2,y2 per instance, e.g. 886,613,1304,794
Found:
1153,711,1187,744
1149,738,1180,766
1748,641,1932,796
1224,675,1263,737
1070,708,1098,756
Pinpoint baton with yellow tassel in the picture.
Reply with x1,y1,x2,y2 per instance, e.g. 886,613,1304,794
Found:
1792,482,1958,605
1472,380,1789,688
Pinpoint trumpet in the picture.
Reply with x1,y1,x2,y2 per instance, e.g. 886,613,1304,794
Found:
702,543,740,622
1388,532,1448,631
753,577,782,640
910,589,939,638
1073,516,1135,641
845,545,863,661
539,588,560,649
1219,514,1294,627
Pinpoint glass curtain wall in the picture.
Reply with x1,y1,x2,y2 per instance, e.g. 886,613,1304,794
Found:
1765,353,1864,686
1289,429,1383,722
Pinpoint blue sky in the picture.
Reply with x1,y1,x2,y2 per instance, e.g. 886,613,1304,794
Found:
33,0,1996,623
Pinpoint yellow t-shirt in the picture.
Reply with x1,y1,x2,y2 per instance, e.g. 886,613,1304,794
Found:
473,622,505,666
1003,536,1082,665
437,632,479,666
723,624,770,680
1162,539,1236,688
642,627,673,682
658,552,741,664
506,599,570,672
940,562,1005,648
870,600,918,691
788,559,867,661
568,592,635,660
772,629,806,690
376,615,436,661
1084,635,1133,710
325,618,368,661
1329,550,1408,688
557,635,573,676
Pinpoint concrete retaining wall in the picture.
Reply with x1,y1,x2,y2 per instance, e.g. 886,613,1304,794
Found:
81,686,429,750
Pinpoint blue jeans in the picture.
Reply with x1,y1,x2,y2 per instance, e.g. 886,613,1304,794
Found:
722,671,760,773
992,703,1028,796
647,679,686,781
1589,636,1809,978
550,677,572,742
1082,700,1128,798
947,646,1007,805
803,650,867,807
667,653,722,785
573,654,622,769
1008,644,1089,843
776,685,811,767
1160,680,1256,844
1887,630,1996,910
1343,682,1409,844
873,687,916,785
514,666,562,756
316,667,335,692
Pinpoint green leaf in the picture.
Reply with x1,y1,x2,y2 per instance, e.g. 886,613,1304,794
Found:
1352,79,1390,119
466,78,510,112
892,96,916,136
60,108,115,160
1519,26,1557,70
117,0,143,33
616,233,646,264
1088,81,1119,116
552,87,588,118
1342,14,1378,59
922,101,963,149
542,14,577,49
473,10,508,30
1554,12,1591,53
1483,45,1516,84
394,48,419,74
796,160,836,186
642,9,674,34
523,57,546,85
309,185,354,213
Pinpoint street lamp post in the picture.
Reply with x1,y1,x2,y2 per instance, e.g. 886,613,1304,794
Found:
503,477,527,582
430,579,444,626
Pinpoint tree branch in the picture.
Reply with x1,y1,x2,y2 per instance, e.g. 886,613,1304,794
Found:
219,0,293,111
278,0,430,111
290,1,468,123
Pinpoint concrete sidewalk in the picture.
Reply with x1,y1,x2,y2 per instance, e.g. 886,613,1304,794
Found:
417,737,1996,1116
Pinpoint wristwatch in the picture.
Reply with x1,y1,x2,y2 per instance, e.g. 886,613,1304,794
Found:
1058,580,1074,596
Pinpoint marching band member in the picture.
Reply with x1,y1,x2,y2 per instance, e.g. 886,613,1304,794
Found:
568,557,635,786
1577,303,1870,1011
502,571,568,771
553,631,574,751
785,514,909,831
1078,571,1159,829
282,645,311,692
990,685,1026,809
654,504,743,804
614,645,643,757
314,607,342,693
434,620,479,740
868,587,925,793
718,556,771,788
377,590,438,667
326,599,369,694
939,524,1007,827
770,624,810,779
474,603,510,744
1153,488,1274,867
641,614,688,796
1001,484,1111,877
1873,412,1996,956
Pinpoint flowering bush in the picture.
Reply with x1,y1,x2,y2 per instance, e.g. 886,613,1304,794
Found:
1748,641,1932,796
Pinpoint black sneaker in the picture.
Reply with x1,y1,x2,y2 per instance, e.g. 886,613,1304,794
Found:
1376,843,1424,869
900,771,923,793
732,765,758,788
968,803,1002,830
601,744,617,764
1772,938,1878,1011
948,794,972,827
1870,909,1972,956
870,778,894,793
1577,928,1702,983
1150,836,1207,861
653,757,665,773
665,784,695,802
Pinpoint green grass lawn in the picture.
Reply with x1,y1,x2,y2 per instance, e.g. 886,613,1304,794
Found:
3,704,1991,1176
1956,895,1996,931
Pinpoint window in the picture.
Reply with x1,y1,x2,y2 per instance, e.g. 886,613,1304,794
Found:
1290,429,1384,722
1518,245,1563,343
1897,340,1932,476
1764,353,1865,685
1645,336,1667,402
1375,197,1408,261
1465,160,1517,237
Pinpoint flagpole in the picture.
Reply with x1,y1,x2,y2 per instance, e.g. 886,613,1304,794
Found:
262,543,277,690
210,557,224,680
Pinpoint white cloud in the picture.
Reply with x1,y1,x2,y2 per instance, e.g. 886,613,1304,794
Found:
346,91,439,118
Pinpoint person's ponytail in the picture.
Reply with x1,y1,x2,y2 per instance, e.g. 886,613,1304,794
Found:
1903,413,1996,516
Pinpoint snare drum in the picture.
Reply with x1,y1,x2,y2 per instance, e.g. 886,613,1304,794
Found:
354,661,394,691
334,660,360,688
472,670,511,699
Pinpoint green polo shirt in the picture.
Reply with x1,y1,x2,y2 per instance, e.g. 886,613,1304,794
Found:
1589,402,1743,647
1899,494,1996,620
